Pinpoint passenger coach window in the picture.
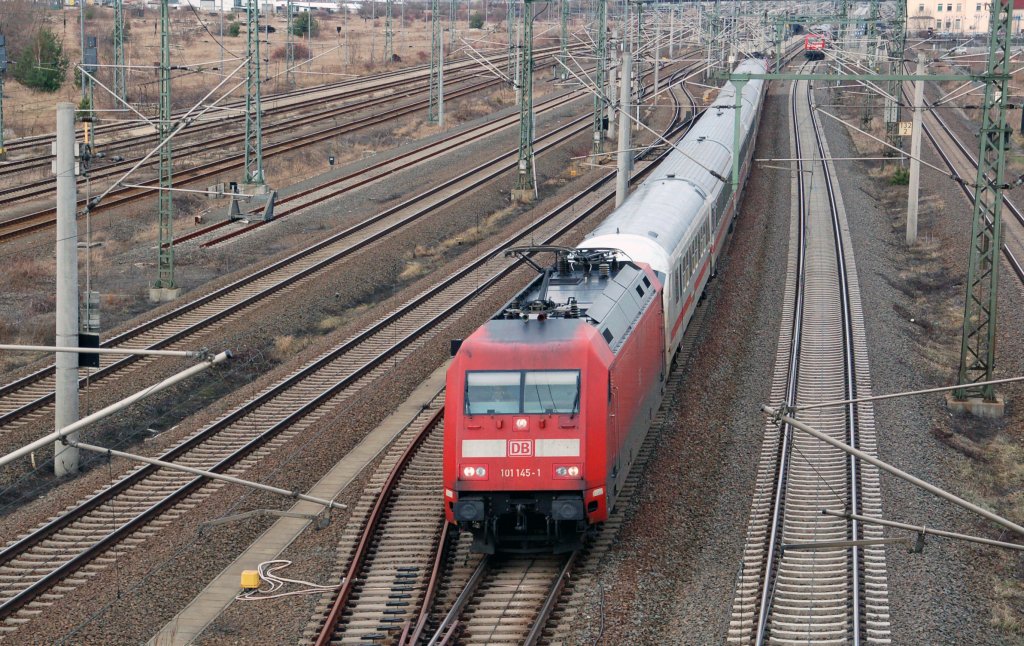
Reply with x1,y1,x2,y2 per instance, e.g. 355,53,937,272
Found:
465,371,521,414
523,371,580,414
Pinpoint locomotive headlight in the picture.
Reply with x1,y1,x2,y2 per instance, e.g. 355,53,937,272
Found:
461,465,487,480
553,464,582,479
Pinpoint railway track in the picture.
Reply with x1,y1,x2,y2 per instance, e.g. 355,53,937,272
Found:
0,121,651,632
727,71,890,644
0,67,494,205
0,75,503,244
305,66,701,646
0,57,702,640
175,86,589,247
0,54,693,451
0,84,607,451
901,66,1024,284
0,48,524,166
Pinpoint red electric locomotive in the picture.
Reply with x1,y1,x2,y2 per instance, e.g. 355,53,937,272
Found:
804,33,828,60
443,247,665,553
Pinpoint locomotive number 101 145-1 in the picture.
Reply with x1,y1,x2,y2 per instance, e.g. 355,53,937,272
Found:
501,468,541,478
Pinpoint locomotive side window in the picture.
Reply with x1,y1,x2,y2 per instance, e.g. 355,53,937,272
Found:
465,371,521,415
523,371,580,414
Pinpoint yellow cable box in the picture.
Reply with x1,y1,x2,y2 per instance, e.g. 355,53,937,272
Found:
240,570,261,590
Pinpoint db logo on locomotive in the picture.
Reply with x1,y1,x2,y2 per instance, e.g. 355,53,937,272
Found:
508,440,533,456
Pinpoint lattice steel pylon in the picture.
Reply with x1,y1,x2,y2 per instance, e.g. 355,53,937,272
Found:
449,0,457,55
385,0,394,64
512,0,534,201
428,0,442,123
0,35,7,161
156,0,175,292
286,1,295,86
955,0,1014,401
558,0,568,80
866,0,880,69
591,0,607,157
507,0,517,82
883,0,906,154
244,0,265,186
113,0,126,103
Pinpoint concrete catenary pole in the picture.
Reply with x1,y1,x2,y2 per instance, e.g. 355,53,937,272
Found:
615,51,632,207
54,103,80,477
652,26,660,106
907,53,925,245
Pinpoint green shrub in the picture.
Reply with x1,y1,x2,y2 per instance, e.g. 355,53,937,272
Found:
890,167,910,185
228,21,241,37
469,12,484,29
12,28,68,93
292,12,318,37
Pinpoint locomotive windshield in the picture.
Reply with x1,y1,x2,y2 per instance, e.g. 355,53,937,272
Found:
465,370,580,415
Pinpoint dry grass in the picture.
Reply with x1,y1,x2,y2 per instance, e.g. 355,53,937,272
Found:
6,257,56,292
270,334,309,362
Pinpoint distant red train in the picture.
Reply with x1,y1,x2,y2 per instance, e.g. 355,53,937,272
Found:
804,33,828,60
443,59,769,554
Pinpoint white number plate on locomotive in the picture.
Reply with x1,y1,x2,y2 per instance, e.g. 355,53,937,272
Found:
500,468,541,478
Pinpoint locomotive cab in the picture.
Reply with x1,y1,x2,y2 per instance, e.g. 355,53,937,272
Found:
452,366,591,553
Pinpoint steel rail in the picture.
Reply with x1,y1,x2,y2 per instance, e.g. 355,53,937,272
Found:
808,77,862,644
0,70,458,185
0,77,504,243
315,61,701,646
0,110,685,620
523,551,578,646
171,87,585,245
313,408,444,646
425,557,490,646
194,92,591,248
755,62,866,644
754,66,808,646
0,46,542,160
901,66,1024,284
0,105,594,433
0,56,688,432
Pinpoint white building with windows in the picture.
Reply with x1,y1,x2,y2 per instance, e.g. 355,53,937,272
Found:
909,1,1024,35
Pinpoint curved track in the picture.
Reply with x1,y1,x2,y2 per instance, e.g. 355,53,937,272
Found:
306,64,701,646
727,72,890,644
